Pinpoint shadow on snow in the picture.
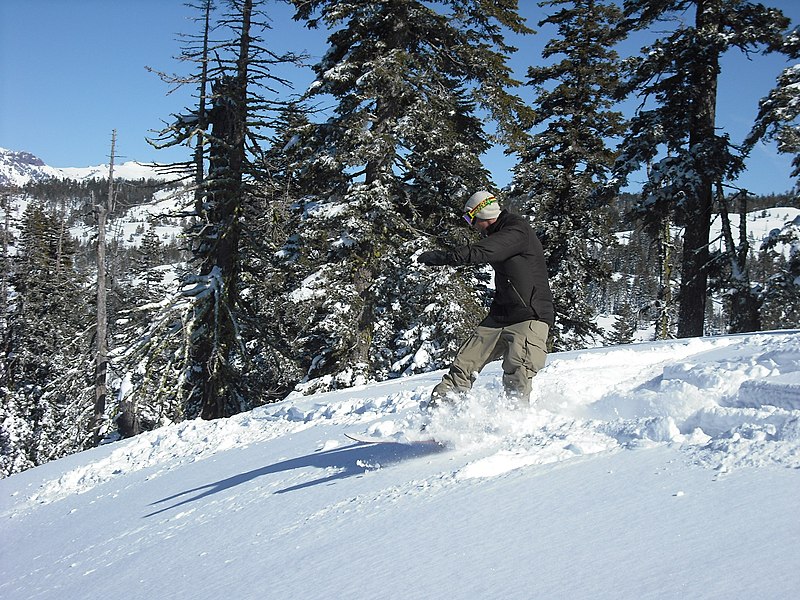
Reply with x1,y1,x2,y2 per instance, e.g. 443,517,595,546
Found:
145,440,445,517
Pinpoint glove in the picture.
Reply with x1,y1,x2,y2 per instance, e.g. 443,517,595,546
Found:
418,250,450,266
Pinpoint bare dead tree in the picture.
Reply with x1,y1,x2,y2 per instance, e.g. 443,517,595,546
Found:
92,130,115,443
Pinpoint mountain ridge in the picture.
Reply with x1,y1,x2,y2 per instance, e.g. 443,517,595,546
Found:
0,147,176,187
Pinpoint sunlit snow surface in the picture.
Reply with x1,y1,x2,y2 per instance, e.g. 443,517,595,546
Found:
2,331,799,599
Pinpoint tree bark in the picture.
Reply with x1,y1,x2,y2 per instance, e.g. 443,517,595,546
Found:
193,0,212,204
189,0,252,420
718,188,761,333
677,0,718,338
93,130,115,443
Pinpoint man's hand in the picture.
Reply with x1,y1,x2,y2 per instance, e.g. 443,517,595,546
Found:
418,250,450,266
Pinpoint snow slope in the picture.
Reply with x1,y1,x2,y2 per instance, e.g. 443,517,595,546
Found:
69,186,189,250
2,331,799,599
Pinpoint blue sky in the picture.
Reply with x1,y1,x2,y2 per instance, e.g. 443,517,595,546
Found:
1,0,798,194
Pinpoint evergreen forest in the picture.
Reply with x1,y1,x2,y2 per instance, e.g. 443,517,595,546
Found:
2,0,799,477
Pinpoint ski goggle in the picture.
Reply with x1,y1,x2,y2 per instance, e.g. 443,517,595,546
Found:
462,195,496,225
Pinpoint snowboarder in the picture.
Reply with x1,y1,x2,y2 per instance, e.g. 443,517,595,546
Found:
418,190,554,407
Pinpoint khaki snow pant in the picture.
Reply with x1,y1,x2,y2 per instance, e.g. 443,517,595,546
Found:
432,319,549,402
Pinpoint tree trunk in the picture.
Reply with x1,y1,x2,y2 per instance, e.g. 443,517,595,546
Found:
677,0,718,338
188,0,252,420
193,0,212,204
92,131,115,443
718,187,761,333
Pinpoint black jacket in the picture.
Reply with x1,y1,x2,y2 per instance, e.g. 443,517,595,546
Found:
449,210,554,327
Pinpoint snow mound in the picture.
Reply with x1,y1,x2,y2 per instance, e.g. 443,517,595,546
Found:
736,371,800,410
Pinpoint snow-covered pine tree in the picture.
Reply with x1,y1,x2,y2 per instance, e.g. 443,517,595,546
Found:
613,0,793,338
607,300,637,345
146,0,303,419
284,0,532,390
745,26,800,185
608,222,672,339
132,224,166,297
758,215,800,329
107,221,172,439
111,271,187,437
0,203,92,477
509,0,626,351
0,192,30,477
223,103,310,403
742,28,799,329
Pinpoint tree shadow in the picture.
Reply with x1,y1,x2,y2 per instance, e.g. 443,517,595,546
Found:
145,440,445,518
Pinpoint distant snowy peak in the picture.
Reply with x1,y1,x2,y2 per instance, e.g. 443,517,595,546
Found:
0,147,179,187
57,161,174,182
0,148,61,187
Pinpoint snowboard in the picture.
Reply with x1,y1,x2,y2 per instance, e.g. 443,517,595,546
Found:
345,431,440,446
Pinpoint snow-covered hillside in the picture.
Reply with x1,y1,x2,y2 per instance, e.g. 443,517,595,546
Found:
616,207,800,258
68,186,188,250
57,161,177,183
2,331,799,599
0,147,191,252
0,147,180,187
0,148,62,187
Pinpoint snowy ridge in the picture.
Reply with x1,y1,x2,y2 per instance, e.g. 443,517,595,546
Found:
2,331,799,599
57,161,180,182
0,147,181,187
616,206,800,259
0,148,61,187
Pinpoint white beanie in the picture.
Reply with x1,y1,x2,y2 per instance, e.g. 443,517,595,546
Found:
463,190,501,220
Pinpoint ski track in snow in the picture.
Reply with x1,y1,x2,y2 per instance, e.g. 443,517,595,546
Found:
7,331,800,515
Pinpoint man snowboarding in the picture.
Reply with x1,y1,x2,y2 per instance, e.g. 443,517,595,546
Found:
418,191,554,407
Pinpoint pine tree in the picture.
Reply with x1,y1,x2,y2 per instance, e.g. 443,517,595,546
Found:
146,0,303,419
509,0,626,350
758,215,800,328
607,301,637,345
716,188,761,332
1,203,92,476
614,0,793,338
745,27,800,186
132,223,165,296
285,0,533,388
